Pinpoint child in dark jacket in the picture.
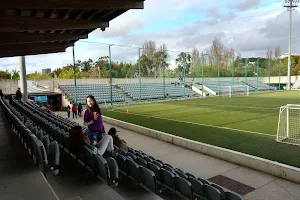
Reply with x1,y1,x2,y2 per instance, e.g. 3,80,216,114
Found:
108,127,128,151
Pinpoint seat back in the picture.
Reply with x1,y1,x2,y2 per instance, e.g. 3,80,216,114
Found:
48,141,60,175
147,162,161,181
161,168,176,189
136,157,147,167
36,129,43,140
203,184,222,200
175,169,188,179
175,176,193,198
116,154,127,173
95,154,110,183
211,184,226,200
126,159,140,181
41,135,50,153
105,157,119,183
188,177,204,196
153,160,163,168
139,166,156,192
127,152,137,161
143,156,153,163
83,146,95,172
186,172,196,178
225,191,244,200
31,135,48,166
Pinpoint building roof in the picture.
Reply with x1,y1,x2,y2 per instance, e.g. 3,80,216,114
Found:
0,0,145,58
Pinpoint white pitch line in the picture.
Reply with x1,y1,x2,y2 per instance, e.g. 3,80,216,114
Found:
109,110,275,137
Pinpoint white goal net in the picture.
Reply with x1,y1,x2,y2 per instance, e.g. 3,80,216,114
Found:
220,85,249,98
276,104,300,146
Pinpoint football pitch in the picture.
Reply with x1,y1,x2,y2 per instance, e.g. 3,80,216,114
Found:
102,91,300,168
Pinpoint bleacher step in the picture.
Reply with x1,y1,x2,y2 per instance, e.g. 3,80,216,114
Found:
113,85,133,102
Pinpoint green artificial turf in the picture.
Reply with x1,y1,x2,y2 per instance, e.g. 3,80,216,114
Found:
102,91,300,168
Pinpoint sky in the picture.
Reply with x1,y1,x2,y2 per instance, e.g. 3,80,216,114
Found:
1,0,300,74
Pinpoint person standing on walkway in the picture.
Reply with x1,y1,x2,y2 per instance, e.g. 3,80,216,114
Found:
66,105,71,119
16,88,22,103
78,103,83,117
72,104,77,118
84,95,106,143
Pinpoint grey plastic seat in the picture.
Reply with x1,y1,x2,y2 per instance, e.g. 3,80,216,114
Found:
153,160,163,168
186,173,196,178
143,156,153,163
203,184,222,200
25,120,31,129
175,169,188,179
147,162,161,183
139,166,157,192
198,177,210,185
127,152,137,161
225,191,244,200
126,159,140,181
41,135,50,153
48,141,60,175
211,184,226,199
32,126,39,136
94,154,110,183
36,129,43,140
161,168,176,190
105,157,119,184
136,157,147,167
164,165,175,173
116,154,127,173
188,177,204,197
83,146,95,172
175,177,193,199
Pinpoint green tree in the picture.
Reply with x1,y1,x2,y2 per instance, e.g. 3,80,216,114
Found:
175,52,192,77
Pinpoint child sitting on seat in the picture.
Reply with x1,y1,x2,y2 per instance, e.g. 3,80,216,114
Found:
108,127,128,151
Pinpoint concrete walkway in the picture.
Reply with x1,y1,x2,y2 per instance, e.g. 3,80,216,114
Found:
0,107,59,200
59,112,300,200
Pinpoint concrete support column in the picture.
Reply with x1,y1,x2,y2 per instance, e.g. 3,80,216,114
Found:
19,56,28,101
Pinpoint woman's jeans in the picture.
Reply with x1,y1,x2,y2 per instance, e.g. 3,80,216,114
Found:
87,130,103,143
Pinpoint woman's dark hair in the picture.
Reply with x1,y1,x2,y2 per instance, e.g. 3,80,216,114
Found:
68,125,84,154
86,95,101,113
108,127,117,136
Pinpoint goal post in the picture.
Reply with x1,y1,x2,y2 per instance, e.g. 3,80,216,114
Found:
277,104,300,146
219,85,249,97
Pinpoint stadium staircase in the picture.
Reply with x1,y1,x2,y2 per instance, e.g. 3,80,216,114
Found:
113,85,133,103
240,81,257,90
292,78,300,89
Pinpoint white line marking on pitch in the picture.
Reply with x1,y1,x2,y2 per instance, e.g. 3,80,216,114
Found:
109,110,275,137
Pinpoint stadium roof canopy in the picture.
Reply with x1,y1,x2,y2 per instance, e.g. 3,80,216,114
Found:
0,0,145,58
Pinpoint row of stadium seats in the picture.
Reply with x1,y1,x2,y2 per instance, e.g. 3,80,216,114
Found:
242,80,276,91
195,80,274,95
60,84,124,104
0,97,60,178
16,100,119,185
114,143,244,200
2,97,244,200
118,83,196,100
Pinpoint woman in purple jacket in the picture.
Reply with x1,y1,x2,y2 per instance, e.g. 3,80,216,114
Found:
84,95,106,143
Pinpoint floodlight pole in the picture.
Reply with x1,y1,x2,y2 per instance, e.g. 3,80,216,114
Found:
138,48,142,102
162,50,166,98
283,0,299,90
183,53,186,97
72,46,77,104
109,44,114,105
